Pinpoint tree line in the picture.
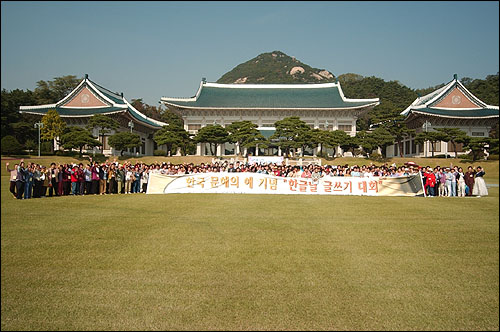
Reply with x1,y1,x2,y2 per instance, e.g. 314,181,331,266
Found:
3,109,496,163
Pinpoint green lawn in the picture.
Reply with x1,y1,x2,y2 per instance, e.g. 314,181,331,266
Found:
1,157,499,330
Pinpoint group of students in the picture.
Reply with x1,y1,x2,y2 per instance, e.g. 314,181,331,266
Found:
6,158,488,199
142,160,422,178
6,158,149,199
422,165,488,197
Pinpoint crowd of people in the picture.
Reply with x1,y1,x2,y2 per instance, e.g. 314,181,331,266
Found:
422,165,488,197
6,158,489,199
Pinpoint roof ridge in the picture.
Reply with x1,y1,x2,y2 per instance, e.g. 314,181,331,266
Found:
88,79,123,100
204,82,339,89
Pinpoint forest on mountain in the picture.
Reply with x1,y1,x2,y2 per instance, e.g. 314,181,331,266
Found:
217,51,336,84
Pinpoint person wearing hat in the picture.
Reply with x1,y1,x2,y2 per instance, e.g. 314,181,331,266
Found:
424,167,436,197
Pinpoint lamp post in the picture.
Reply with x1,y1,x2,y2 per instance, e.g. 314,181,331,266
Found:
34,122,44,157
422,120,431,157
128,120,134,133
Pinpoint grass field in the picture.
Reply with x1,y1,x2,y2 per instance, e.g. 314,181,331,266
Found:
1,156,499,330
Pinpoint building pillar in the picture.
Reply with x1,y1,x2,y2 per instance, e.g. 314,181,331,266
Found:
216,143,222,156
278,146,282,156
256,144,259,156
196,143,202,156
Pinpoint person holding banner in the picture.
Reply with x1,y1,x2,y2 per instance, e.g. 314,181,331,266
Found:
424,167,436,197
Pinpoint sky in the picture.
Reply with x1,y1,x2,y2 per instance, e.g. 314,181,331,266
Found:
1,1,499,106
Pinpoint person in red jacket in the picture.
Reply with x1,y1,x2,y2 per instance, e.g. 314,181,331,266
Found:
424,167,436,197
70,164,79,195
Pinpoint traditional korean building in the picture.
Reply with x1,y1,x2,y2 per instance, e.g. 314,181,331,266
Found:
386,74,499,158
161,80,380,156
19,75,167,156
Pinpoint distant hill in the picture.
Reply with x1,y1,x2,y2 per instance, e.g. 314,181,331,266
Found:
217,51,336,84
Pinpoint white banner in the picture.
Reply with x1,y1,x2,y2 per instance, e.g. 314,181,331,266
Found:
147,172,425,196
247,156,284,165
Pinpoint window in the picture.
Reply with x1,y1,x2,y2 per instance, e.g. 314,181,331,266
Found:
448,142,463,152
471,132,485,136
188,124,201,131
338,124,352,132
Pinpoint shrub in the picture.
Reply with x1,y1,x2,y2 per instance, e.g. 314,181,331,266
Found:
368,152,385,162
40,141,53,154
487,154,499,160
1,135,23,155
55,150,80,157
89,153,107,163
153,149,167,156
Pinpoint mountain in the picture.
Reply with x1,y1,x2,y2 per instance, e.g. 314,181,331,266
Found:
216,51,336,84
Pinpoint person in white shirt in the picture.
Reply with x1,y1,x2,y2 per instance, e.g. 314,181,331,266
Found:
125,167,133,194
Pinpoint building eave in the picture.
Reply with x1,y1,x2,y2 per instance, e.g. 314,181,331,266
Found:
406,109,499,120
19,104,58,111
161,100,380,111
122,98,168,128
19,109,128,117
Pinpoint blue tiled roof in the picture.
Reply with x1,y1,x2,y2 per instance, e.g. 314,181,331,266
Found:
410,107,499,118
163,83,379,109
20,106,127,116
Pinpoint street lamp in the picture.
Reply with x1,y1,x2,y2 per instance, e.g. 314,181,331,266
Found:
128,120,134,133
34,122,44,157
